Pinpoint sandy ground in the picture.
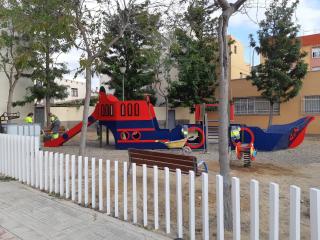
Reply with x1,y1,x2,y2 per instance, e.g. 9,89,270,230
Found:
44,131,320,239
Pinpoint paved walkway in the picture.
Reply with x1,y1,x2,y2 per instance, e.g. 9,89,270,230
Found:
0,181,169,240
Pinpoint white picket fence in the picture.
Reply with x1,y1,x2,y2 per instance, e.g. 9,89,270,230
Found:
0,133,319,240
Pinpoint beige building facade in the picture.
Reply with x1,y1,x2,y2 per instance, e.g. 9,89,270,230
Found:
53,79,87,103
0,75,33,123
230,37,251,79
219,33,320,134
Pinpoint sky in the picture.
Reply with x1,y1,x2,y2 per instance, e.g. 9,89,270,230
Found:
61,0,320,89
228,0,320,64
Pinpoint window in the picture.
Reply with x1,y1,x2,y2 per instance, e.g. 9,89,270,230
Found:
303,96,320,113
312,47,320,58
234,45,237,54
234,97,280,115
71,88,78,97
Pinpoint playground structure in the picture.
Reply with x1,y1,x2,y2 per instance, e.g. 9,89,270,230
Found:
234,116,315,151
195,104,314,166
44,87,314,158
44,87,206,150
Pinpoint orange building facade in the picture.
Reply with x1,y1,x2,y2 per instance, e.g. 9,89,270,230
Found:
212,34,320,134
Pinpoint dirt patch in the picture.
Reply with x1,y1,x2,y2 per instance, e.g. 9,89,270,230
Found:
43,132,320,239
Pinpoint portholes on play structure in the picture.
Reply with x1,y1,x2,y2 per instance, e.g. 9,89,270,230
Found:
134,103,139,116
127,103,133,116
120,131,129,140
131,131,141,140
120,104,126,116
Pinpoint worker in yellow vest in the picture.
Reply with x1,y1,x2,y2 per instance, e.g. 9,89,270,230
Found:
49,113,61,139
24,113,33,124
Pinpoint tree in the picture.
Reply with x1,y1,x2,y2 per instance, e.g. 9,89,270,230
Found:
13,0,73,127
100,3,162,103
248,0,307,127
216,0,247,231
154,52,175,128
168,0,218,107
0,0,32,121
70,0,134,155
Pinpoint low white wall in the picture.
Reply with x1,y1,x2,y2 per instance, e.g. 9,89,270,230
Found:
51,106,95,122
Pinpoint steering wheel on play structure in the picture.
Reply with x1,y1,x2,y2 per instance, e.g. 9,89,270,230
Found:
231,127,256,160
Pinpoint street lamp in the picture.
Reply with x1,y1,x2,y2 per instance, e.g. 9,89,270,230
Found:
119,67,126,101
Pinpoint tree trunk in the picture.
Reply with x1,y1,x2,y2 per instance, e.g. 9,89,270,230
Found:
218,10,233,231
6,87,14,124
268,102,274,128
79,64,92,156
45,42,51,128
46,96,51,128
165,97,169,129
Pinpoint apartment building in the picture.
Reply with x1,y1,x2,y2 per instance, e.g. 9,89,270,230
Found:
229,33,320,134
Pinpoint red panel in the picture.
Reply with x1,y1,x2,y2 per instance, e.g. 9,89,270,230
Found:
289,116,315,148
195,105,201,122
116,128,155,132
118,139,168,143
230,103,235,121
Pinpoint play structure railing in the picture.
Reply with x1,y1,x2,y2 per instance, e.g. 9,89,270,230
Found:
0,133,319,239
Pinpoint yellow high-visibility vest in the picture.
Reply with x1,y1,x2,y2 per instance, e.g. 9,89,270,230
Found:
24,116,33,124
52,133,59,139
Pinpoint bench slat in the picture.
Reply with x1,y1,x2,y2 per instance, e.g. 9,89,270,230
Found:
129,149,195,161
132,158,194,173
129,152,195,167
128,148,200,175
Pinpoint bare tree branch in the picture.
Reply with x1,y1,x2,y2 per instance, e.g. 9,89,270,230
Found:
216,0,231,10
233,0,247,11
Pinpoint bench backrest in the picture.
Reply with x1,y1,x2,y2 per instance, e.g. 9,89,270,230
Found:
128,148,197,174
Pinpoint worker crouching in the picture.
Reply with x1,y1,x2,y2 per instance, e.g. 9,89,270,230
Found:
43,113,61,141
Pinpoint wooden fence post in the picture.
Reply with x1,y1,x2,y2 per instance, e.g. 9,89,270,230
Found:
99,159,103,211
54,153,59,193
84,157,89,207
154,166,159,230
91,158,96,209
49,152,53,193
310,188,320,240
143,164,148,226
71,155,76,201
189,170,195,240
250,180,259,240
216,175,224,240
176,169,183,239
65,154,70,199
59,153,64,196
114,160,118,217
132,163,137,224
165,167,170,234
106,160,110,215
78,156,83,204
123,162,128,221
269,182,279,240
232,177,241,240
202,173,209,240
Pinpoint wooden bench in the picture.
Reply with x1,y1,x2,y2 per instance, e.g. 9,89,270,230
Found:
128,149,208,175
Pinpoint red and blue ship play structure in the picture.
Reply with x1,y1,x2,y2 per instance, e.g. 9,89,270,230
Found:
44,86,314,152
44,87,205,149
